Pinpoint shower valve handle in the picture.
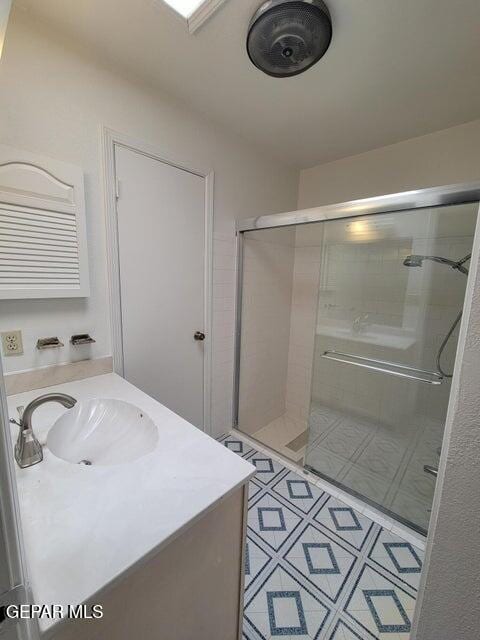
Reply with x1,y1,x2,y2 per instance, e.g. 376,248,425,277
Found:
424,465,438,478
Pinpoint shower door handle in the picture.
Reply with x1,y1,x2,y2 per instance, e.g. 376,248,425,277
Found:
321,350,443,384
424,465,438,478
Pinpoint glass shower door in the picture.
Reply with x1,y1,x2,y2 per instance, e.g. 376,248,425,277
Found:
304,202,478,533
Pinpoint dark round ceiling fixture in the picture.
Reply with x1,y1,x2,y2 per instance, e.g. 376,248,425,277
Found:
247,0,332,78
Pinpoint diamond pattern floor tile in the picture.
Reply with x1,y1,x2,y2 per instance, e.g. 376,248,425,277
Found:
215,433,424,640
327,618,368,640
247,453,287,486
249,493,303,552
283,522,358,603
221,435,256,457
343,564,416,639
245,535,273,590
244,564,331,640
272,470,326,514
249,480,263,502
367,529,424,592
313,497,375,551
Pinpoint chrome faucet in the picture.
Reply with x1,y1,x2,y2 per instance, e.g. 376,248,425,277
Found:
10,393,77,468
352,313,370,334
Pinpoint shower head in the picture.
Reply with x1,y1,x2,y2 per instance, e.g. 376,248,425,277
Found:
402,251,471,380
403,255,424,268
403,253,471,275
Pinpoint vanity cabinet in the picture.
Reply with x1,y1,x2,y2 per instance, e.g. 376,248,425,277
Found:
50,486,248,640
8,373,253,640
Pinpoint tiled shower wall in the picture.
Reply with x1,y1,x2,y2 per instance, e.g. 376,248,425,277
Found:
285,225,323,423
229,204,476,441
211,231,237,437
212,228,296,438
311,226,475,428
284,206,476,430
237,228,295,435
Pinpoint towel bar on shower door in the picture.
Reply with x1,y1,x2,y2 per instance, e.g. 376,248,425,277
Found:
321,350,444,385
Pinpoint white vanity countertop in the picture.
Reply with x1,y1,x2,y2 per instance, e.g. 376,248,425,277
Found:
7,373,255,634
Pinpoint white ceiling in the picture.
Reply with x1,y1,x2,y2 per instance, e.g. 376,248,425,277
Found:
15,0,480,169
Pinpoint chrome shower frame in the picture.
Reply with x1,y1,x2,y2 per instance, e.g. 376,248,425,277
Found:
233,180,480,425
233,182,480,534
233,182,480,428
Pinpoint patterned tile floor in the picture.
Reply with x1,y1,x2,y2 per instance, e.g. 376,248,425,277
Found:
217,433,425,640
251,403,442,532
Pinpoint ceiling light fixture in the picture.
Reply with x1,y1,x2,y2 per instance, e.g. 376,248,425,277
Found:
247,0,332,78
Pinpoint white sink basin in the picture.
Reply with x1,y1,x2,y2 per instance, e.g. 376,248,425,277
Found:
47,398,158,466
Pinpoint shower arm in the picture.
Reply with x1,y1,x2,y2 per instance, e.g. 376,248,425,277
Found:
402,253,471,378
416,253,471,377
406,254,471,275
433,255,470,275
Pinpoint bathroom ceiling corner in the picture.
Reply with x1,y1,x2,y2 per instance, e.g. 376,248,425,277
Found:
15,0,480,169
155,0,205,18
152,0,229,33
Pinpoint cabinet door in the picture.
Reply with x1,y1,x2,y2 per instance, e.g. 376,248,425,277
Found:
0,144,89,300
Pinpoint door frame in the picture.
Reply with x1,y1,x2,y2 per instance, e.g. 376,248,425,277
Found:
0,356,38,640
0,5,37,636
100,126,214,434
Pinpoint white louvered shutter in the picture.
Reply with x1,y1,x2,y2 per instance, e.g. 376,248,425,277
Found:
0,145,89,299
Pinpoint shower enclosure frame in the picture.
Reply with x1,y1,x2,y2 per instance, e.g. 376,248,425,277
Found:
233,181,480,528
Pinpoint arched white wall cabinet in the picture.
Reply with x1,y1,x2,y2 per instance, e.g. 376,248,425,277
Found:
0,144,90,299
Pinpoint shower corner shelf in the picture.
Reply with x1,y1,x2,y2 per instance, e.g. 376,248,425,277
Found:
321,350,444,385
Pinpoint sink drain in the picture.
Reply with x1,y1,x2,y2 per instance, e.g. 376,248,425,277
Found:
78,459,92,466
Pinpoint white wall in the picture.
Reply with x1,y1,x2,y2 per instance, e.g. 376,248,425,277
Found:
298,119,480,209
412,204,480,640
0,11,298,435
0,0,11,60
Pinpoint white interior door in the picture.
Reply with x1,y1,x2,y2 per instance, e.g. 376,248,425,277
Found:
115,144,207,429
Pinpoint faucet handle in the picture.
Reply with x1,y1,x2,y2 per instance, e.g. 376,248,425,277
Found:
10,407,25,428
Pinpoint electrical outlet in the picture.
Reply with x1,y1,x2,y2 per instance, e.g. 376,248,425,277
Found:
1,330,24,357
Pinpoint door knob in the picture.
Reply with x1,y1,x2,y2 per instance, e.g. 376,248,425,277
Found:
194,331,205,341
